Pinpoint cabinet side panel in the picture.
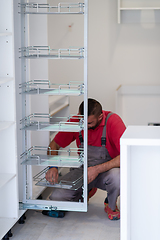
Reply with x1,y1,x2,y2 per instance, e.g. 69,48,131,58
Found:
130,145,160,240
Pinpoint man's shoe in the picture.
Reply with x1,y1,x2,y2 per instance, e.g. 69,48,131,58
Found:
42,210,65,218
104,197,120,220
88,187,97,201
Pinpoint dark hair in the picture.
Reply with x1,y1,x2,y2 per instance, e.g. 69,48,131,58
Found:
79,98,102,117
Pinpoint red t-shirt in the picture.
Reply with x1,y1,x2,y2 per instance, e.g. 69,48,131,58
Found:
54,111,126,159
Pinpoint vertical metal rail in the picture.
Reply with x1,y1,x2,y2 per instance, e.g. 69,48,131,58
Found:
21,0,27,203
83,0,88,211
21,0,33,202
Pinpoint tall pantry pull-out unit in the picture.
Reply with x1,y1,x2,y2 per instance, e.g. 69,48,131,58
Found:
0,0,88,238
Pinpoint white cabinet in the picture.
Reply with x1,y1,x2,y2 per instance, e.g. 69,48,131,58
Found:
118,0,160,23
120,126,160,240
0,1,25,239
0,0,88,238
116,85,160,126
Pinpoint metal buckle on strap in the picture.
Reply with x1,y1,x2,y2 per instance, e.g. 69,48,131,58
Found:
101,137,106,146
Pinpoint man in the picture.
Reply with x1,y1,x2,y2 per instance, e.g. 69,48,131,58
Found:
44,98,126,220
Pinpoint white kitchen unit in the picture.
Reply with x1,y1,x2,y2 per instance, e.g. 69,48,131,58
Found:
118,0,160,23
120,126,160,240
0,0,88,239
0,0,25,239
116,85,160,126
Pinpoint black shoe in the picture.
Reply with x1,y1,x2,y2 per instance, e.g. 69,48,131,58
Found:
104,197,108,205
42,210,65,218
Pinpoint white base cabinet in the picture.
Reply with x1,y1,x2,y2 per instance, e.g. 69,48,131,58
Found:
0,0,88,238
120,126,160,240
0,0,26,239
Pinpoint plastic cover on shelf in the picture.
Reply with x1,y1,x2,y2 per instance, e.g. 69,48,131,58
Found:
19,80,84,96
20,146,84,168
19,46,84,59
20,113,84,132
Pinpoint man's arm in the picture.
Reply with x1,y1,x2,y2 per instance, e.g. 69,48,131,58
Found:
87,155,120,184
45,139,60,184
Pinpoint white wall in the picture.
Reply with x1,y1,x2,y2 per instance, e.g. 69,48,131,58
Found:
48,0,160,114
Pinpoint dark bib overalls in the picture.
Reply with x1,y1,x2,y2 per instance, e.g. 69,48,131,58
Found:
50,113,120,210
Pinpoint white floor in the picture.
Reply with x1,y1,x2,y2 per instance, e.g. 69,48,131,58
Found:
11,190,120,240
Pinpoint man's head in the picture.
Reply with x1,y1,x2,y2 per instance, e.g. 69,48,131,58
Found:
79,98,103,129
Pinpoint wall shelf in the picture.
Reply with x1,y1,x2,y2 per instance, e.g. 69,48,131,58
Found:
118,0,160,23
120,7,160,10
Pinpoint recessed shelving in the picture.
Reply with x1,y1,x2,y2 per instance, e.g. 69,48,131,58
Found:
19,46,84,59
20,146,84,168
19,80,84,96
19,2,84,14
20,113,84,132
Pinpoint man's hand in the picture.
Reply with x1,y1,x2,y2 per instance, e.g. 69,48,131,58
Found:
87,155,120,184
88,166,99,184
45,168,59,185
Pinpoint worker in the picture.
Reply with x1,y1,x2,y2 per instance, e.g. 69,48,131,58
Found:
43,98,126,220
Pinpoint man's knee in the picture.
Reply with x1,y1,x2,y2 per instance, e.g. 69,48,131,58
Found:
104,168,120,189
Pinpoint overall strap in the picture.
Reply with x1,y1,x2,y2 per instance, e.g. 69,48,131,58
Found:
101,112,113,146
79,112,113,145
79,131,83,143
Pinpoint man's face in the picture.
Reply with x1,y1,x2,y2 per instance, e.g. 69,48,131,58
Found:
87,113,103,130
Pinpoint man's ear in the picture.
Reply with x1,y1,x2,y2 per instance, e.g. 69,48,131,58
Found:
98,113,103,121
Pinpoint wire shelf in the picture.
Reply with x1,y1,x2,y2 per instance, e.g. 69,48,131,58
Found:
33,167,83,190
19,46,84,59
19,2,85,14
20,113,84,132
21,146,84,167
19,80,84,96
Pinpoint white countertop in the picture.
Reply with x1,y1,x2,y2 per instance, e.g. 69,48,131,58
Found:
120,126,160,146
